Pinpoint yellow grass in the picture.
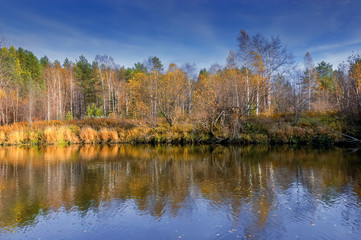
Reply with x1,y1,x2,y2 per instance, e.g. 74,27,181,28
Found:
7,130,28,144
43,126,79,144
0,131,6,144
80,127,101,144
0,114,352,146
99,128,119,143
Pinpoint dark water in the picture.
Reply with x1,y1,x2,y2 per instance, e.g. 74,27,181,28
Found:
0,145,360,240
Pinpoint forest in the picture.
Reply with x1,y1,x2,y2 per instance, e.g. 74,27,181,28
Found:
0,30,360,145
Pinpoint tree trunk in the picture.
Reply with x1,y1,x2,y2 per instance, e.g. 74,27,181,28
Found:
99,69,106,116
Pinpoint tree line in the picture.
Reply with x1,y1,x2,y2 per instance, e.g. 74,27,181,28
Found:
0,30,360,129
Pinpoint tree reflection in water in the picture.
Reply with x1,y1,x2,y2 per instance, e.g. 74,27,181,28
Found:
0,145,360,239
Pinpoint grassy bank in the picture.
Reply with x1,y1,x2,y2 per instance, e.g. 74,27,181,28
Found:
0,112,359,146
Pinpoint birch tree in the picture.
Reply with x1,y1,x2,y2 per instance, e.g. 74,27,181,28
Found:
181,62,197,113
237,30,252,112
304,52,316,110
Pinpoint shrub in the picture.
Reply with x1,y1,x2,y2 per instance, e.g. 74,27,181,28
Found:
69,125,81,135
86,104,104,118
66,111,73,121
28,130,43,145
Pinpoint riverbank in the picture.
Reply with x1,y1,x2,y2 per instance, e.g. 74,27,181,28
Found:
0,112,359,146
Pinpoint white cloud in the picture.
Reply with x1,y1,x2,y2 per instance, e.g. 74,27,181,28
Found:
308,39,361,53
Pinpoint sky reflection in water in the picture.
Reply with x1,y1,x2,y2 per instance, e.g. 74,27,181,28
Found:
0,145,360,239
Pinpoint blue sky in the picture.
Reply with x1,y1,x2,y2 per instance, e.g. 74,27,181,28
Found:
1,0,360,70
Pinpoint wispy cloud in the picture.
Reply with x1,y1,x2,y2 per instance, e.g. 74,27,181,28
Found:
308,39,361,53
1,0,360,68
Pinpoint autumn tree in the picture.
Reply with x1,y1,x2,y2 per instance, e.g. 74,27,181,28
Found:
181,62,197,113
238,31,293,115
347,55,361,118
75,55,98,118
114,66,133,116
63,58,76,118
127,71,152,119
193,67,231,136
0,46,23,123
41,56,52,120
0,32,361,132
287,69,308,125
158,63,187,126
0,47,9,124
303,52,316,111
263,36,293,114
237,30,252,112
251,52,266,115
17,48,44,123
314,61,337,110
95,55,116,116
272,74,293,113
149,57,163,119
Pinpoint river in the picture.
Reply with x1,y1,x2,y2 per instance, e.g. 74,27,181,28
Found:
0,145,360,239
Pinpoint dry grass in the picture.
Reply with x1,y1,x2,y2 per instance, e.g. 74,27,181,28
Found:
0,113,354,146
43,126,79,144
69,118,137,130
124,127,149,143
7,130,28,144
0,131,6,144
80,127,101,144
99,128,119,143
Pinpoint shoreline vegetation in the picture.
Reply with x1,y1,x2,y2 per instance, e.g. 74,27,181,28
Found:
1,30,361,148
0,112,359,147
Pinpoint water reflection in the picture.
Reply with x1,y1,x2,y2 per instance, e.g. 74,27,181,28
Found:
0,145,360,239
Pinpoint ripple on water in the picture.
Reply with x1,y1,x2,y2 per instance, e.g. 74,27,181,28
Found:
0,145,360,239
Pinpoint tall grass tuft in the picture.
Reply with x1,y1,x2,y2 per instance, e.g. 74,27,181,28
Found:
100,128,119,143
0,131,6,144
80,127,101,144
43,126,79,144
7,130,28,144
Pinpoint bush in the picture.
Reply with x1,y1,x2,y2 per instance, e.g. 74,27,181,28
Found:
86,104,104,118
28,130,43,145
66,111,73,121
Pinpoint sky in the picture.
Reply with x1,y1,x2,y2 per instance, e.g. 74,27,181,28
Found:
0,0,360,70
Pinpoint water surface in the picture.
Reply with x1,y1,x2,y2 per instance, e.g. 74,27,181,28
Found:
0,145,360,239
